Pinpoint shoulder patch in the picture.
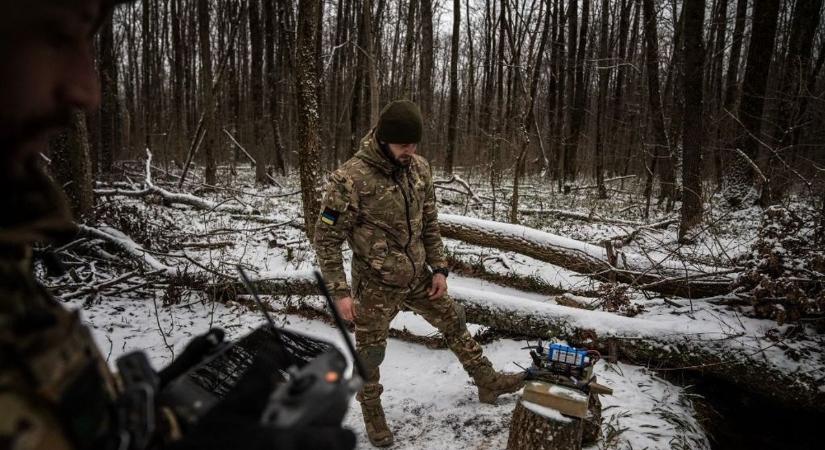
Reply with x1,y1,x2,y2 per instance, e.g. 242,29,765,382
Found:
321,207,340,226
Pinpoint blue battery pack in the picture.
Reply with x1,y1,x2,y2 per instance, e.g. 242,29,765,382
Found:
547,344,588,368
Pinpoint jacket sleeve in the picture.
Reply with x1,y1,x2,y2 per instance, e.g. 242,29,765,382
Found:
421,161,448,271
312,170,358,299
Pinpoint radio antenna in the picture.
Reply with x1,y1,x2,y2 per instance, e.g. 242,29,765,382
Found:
237,266,296,367
313,271,367,380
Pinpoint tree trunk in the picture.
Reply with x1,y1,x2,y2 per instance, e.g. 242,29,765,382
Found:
679,0,705,242
418,0,435,124
49,110,95,219
445,0,460,174
715,0,747,186
264,0,287,176
641,0,670,216
249,0,268,184
98,13,119,176
593,0,610,199
723,0,780,207
197,0,216,185
295,0,323,240
350,0,373,155
562,0,578,190
400,0,418,98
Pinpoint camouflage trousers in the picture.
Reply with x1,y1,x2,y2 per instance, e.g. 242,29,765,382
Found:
352,272,491,404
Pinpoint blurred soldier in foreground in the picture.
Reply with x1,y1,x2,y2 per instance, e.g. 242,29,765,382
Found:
314,100,525,447
0,1,354,449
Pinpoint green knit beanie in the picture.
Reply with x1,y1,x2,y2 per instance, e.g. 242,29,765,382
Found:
375,100,423,144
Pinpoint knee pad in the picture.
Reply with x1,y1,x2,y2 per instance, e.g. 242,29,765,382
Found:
359,345,386,370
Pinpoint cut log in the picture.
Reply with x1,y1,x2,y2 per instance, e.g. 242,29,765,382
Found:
507,400,582,450
438,214,733,297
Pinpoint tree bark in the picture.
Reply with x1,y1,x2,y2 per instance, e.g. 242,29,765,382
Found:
418,0,435,123
593,0,610,199
723,0,781,207
445,0,460,174
641,0,670,217
49,110,95,219
295,0,323,240
249,0,268,184
679,0,705,242
98,12,119,176
197,0,216,185
264,0,288,176
507,400,582,450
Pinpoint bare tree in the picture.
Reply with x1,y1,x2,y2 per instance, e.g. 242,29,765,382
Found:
679,0,706,241
723,0,781,207
295,0,324,239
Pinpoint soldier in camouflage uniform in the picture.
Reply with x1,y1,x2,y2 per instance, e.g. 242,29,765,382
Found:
0,2,355,449
314,100,524,447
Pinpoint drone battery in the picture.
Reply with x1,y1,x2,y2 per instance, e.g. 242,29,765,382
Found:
547,344,588,368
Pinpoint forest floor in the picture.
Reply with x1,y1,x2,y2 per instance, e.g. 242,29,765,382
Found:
40,162,825,450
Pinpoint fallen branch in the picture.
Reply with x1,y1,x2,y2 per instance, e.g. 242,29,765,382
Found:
95,150,256,215
76,225,176,275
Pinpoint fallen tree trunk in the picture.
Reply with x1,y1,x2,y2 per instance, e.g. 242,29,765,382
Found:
209,273,825,414
438,214,733,298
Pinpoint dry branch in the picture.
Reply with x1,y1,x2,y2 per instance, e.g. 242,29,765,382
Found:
95,150,257,215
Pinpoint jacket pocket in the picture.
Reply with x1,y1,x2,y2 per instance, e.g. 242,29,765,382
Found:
368,239,388,272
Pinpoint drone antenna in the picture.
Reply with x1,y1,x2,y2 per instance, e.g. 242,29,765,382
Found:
237,266,296,367
314,271,367,379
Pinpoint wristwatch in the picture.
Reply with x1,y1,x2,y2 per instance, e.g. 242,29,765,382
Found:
432,268,449,278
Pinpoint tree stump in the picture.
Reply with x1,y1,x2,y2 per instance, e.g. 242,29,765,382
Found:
507,400,583,450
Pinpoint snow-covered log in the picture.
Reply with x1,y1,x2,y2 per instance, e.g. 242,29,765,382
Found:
452,285,825,414
211,272,825,413
438,214,733,297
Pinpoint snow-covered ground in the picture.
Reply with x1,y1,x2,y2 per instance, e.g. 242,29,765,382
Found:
45,165,824,449
73,289,708,450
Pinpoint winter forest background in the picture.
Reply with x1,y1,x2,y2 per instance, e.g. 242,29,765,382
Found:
44,0,824,449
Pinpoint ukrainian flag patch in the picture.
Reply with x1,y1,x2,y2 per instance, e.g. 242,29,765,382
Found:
321,207,340,226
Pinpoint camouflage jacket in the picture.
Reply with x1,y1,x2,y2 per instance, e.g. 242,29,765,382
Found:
0,164,119,450
313,131,448,298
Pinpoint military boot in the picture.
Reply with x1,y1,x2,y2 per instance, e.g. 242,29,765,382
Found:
472,365,525,404
359,397,394,447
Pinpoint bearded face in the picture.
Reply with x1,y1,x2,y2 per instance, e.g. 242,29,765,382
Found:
0,0,104,175
387,142,417,167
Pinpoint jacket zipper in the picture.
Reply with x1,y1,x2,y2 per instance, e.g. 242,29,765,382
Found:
393,170,417,290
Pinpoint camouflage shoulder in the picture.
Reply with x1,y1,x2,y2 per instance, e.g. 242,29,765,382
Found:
338,157,375,182
411,155,433,179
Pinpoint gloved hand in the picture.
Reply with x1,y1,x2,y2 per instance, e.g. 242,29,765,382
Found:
167,350,356,450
